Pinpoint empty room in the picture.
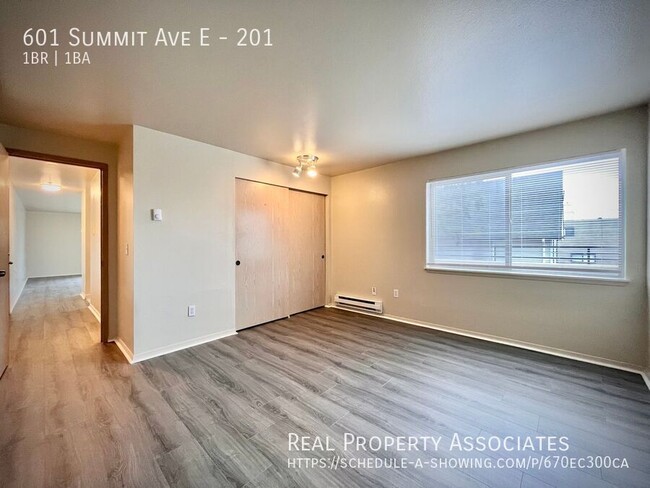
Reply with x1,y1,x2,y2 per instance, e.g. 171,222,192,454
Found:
0,1,649,487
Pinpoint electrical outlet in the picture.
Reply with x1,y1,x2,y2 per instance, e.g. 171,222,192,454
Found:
188,305,196,317
393,289,399,298
371,286,377,295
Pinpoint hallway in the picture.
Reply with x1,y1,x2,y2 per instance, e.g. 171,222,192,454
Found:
0,276,164,486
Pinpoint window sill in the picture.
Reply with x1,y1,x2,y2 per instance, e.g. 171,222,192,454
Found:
424,266,629,286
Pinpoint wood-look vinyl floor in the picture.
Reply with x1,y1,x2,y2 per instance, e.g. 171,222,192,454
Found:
1,277,649,487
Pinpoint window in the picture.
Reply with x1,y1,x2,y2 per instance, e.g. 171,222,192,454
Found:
426,151,625,280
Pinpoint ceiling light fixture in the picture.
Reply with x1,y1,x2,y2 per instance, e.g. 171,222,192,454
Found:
41,181,61,192
293,154,319,178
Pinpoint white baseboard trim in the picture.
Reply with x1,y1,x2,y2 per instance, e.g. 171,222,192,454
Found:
326,304,648,386
642,370,650,391
28,273,82,279
10,278,27,313
110,337,135,363
87,303,101,323
113,330,238,364
80,292,86,301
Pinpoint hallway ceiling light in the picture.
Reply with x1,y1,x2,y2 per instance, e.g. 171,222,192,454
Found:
41,181,61,192
293,154,319,178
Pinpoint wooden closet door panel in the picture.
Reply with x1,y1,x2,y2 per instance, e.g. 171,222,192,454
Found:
311,193,326,308
235,179,289,330
288,190,326,315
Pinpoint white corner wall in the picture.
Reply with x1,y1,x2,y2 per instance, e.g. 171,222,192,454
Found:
88,172,101,315
331,106,648,368
82,172,102,317
647,104,650,373
81,187,88,297
129,126,330,360
9,186,27,311
26,211,82,278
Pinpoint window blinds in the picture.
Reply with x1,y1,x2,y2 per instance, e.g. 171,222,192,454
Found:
426,151,624,279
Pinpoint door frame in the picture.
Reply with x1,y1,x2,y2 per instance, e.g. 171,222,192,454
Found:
5,148,110,342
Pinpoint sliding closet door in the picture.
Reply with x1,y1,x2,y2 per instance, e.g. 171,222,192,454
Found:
235,179,289,330
288,190,326,315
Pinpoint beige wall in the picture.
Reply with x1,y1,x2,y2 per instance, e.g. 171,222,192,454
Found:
9,186,26,311
331,106,648,368
128,126,329,359
117,129,134,353
0,124,117,165
0,123,119,339
26,211,82,278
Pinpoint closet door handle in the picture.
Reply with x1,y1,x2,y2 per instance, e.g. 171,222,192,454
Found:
235,260,241,266
0,270,6,277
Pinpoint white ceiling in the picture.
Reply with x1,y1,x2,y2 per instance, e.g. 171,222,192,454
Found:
10,157,97,213
0,1,649,175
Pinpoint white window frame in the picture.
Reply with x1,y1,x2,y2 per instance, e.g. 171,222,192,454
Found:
425,150,627,283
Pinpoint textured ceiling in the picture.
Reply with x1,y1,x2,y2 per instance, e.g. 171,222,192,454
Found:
0,0,649,175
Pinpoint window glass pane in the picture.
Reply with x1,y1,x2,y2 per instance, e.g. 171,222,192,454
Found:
511,159,620,271
426,151,623,279
511,170,564,265
432,176,506,265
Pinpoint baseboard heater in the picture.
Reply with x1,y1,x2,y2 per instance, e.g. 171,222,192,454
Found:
334,294,383,314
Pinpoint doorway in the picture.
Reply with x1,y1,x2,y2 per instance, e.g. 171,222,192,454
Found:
4,149,109,342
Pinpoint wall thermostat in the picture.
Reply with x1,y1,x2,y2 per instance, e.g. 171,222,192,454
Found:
151,208,163,221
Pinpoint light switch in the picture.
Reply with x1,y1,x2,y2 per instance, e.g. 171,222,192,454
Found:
151,208,163,221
